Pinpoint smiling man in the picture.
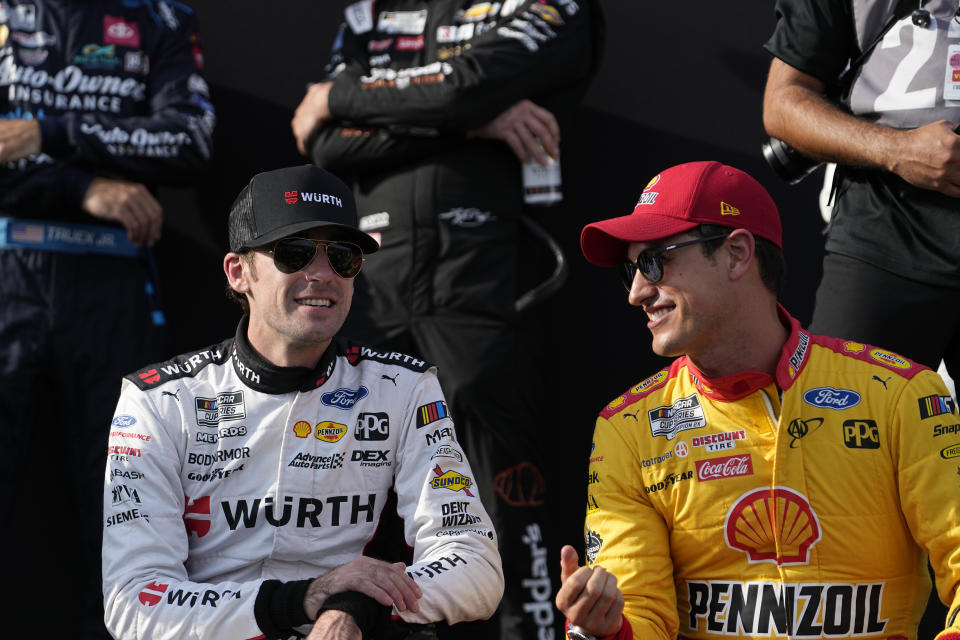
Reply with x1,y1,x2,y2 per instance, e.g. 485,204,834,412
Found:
554,161,960,640
101,165,503,640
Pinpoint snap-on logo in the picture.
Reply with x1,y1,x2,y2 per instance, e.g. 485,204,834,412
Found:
802,387,861,410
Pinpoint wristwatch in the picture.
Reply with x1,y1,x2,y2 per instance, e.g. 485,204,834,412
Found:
567,624,599,640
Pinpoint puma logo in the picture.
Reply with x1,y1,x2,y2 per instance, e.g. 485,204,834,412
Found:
381,373,399,386
872,375,891,390
162,389,180,401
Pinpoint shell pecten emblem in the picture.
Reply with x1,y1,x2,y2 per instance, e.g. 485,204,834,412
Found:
724,487,822,565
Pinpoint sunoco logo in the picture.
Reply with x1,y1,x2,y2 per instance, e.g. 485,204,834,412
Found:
430,465,473,496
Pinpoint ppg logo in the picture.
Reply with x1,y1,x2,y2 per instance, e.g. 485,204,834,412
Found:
355,412,389,440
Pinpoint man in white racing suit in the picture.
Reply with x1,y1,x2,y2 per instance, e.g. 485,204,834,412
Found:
101,164,504,640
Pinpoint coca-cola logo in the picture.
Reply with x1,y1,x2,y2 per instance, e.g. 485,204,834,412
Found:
695,454,753,481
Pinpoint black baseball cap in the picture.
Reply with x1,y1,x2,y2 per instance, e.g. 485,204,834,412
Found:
228,165,379,254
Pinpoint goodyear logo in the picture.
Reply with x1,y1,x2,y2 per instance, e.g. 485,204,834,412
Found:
941,444,960,460
720,202,740,216
430,465,474,496
919,394,957,419
869,348,910,369
631,370,667,395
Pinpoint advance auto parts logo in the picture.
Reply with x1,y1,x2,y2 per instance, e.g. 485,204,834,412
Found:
725,487,822,565
431,465,474,496
648,394,706,440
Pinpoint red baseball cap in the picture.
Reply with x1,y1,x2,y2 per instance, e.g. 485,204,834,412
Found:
580,161,782,266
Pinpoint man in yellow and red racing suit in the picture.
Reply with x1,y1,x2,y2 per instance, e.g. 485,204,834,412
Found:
554,160,960,640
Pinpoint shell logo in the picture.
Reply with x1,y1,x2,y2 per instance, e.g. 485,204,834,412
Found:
644,174,661,191
632,371,667,395
869,349,911,369
725,487,821,565
843,341,865,353
607,395,626,410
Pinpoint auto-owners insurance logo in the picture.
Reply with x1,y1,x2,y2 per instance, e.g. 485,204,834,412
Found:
648,394,705,440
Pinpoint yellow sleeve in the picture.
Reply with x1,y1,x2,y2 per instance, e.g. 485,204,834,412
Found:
894,370,960,639
586,414,677,640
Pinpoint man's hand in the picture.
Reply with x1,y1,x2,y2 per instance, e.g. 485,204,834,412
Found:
469,99,559,165
888,120,960,197
555,545,624,638
0,119,41,163
82,177,163,247
303,556,422,620
306,609,362,640
292,81,334,156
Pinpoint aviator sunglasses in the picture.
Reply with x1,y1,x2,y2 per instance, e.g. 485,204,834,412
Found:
264,237,365,278
621,232,731,290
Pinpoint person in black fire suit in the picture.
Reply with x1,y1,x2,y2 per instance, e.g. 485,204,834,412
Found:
291,1,603,638
0,1,214,637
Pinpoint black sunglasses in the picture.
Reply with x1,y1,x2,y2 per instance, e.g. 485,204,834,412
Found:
264,237,365,278
621,232,731,290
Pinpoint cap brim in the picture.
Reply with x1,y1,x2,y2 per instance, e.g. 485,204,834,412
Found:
243,221,380,254
580,215,699,267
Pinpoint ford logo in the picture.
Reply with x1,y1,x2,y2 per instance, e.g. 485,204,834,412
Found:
321,386,369,410
111,414,137,428
802,387,861,410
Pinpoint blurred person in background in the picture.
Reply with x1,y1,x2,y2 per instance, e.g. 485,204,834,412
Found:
291,1,604,638
0,0,214,637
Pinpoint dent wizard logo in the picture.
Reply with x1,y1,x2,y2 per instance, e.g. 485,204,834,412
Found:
321,386,368,410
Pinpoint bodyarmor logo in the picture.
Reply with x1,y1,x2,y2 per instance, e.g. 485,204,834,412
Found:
321,386,368,409
725,487,821,565
648,394,706,440
687,581,888,637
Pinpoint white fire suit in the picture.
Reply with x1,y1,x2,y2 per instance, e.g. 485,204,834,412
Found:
102,317,504,640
